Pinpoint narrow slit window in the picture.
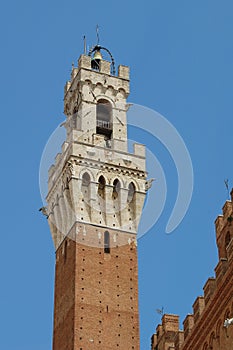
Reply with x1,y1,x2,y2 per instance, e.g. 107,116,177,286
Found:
104,231,110,254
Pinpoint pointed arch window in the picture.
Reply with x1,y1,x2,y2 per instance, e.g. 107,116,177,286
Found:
104,231,110,254
202,343,208,350
81,172,91,198
216,319,221,342
96,99,112,140
82,172,91,186
128,182,136,203
209,332,215,349
98,175,106,199
112,179,120,200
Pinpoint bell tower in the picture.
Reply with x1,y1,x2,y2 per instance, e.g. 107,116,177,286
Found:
46,45,148,350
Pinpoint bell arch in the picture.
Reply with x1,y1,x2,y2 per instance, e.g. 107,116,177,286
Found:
96,99,112,140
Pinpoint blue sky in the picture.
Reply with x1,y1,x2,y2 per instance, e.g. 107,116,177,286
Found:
1,1,233,349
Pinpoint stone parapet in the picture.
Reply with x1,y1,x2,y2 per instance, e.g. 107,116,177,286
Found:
192,296,205,323
174,331,184,350
183,314,194,340
203,277,216,305
215,258,228,284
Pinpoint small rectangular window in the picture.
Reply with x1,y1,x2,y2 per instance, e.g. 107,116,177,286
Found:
104,231,110,254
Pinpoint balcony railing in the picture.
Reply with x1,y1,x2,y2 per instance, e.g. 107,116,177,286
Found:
96,119,112,129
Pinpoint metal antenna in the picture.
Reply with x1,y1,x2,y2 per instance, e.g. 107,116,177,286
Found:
156,307,164,317
83,35,87,54
96,24,100,45
224,179,230,200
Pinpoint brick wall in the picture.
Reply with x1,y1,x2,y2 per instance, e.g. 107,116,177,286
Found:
53,223,140,350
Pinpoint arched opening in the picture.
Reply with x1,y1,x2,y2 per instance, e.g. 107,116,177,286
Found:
128,182,136,203
97,175,106,225
209,331,215,349
104,231,110,253
81,172,91,219
98,176,106,199
91,49,102,71
112,179,120,200
216,319,222,342
82,172,91,186
81,172,91,198
202,342,208,350
128,182,136,229
96,99,112,141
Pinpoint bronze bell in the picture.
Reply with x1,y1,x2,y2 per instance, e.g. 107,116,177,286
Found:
91,50,102,70
93,50,102,61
